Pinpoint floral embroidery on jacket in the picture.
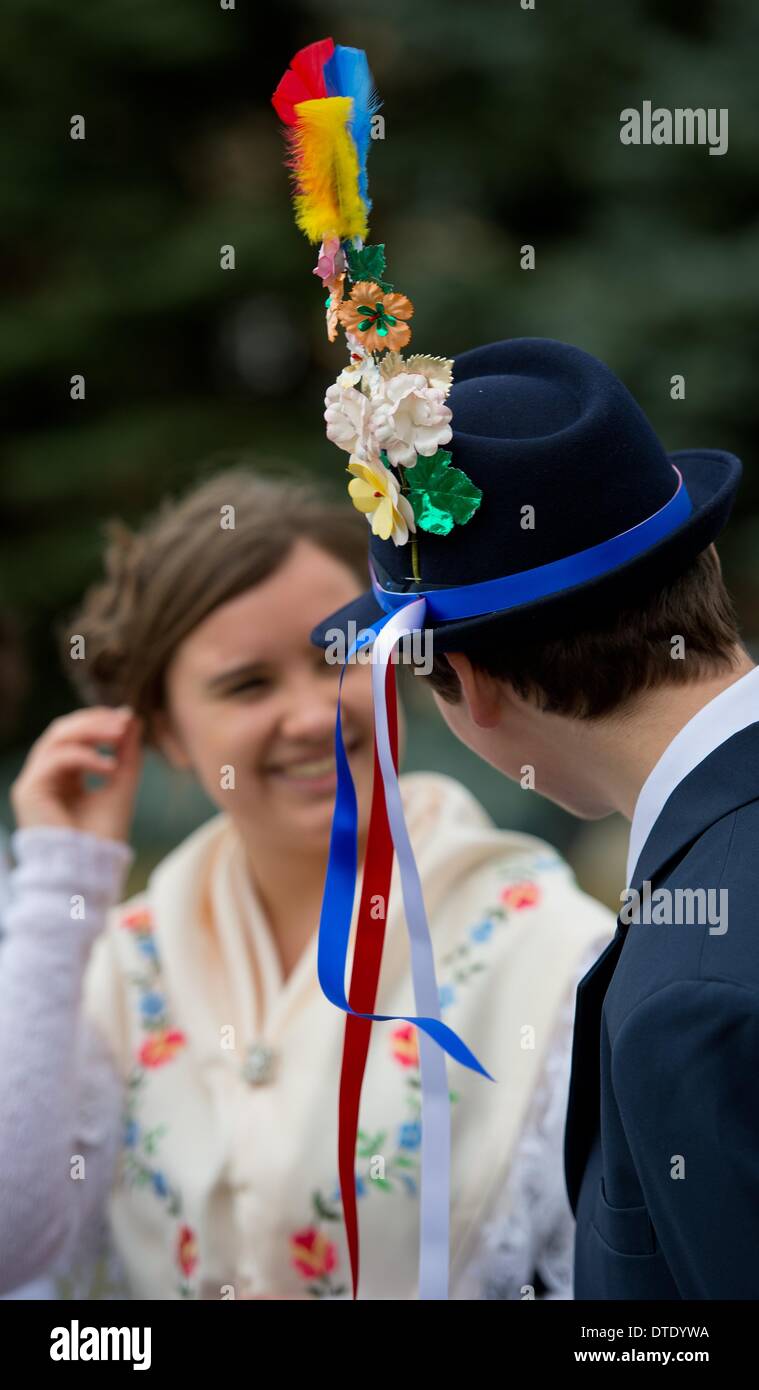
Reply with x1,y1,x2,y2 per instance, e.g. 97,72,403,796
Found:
119,904,199,1298
289,1227,341,1296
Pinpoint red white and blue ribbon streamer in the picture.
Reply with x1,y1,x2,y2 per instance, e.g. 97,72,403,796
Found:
318,610,493,1302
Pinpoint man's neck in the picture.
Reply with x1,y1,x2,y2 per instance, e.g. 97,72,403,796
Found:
584,649,756,821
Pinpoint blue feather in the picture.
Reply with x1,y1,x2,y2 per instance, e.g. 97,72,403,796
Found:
323,45,382,213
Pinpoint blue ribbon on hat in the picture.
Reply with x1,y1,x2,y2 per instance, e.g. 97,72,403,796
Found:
317,465,692,1300
370,465,692,620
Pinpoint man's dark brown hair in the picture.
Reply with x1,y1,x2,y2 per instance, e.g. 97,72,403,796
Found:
424,546,744,720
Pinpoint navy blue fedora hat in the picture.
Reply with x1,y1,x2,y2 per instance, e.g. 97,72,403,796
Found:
310,338,742,652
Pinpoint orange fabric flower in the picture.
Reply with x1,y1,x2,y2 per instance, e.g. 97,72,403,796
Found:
139,1029,187,1068
337,280,414,352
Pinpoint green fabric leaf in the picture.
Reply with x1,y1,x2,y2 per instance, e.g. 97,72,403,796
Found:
346,243,393,291
405,450,483,535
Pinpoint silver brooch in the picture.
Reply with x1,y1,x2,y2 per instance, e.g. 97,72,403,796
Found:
242,1042,277,1086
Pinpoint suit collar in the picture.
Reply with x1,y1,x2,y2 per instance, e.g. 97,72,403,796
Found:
626,665,759,884
629,720,759,890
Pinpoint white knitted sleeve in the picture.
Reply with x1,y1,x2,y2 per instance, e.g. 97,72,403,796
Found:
0,826,132,1296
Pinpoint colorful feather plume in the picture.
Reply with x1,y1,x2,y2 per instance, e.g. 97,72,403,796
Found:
272,39,381,244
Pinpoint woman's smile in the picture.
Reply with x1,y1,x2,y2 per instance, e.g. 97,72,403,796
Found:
264,738,362,794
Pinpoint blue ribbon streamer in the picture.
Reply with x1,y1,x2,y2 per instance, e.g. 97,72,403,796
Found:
316,611,493,1076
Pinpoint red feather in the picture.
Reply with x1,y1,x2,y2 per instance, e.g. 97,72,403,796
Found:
271,37,335,125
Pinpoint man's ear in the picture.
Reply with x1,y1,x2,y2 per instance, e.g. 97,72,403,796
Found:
708,542,722,575
151,708,192,771
444,652,505,730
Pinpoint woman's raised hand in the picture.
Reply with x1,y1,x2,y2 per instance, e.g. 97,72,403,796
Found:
10,706,144,843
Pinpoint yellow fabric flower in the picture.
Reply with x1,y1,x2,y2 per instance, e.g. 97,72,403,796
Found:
337,281,414,353
347,455,416,545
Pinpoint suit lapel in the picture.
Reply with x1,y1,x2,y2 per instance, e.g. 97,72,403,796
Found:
563,924,627,1214
630,720,759,889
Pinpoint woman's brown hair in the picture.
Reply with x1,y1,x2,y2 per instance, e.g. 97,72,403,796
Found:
59,467,369,745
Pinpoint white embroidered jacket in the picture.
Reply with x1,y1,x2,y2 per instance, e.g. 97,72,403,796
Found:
0,775,613,1299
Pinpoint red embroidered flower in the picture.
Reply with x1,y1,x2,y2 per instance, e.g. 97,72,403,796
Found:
121,906,153,932
500,881,541,911
290,1226,338,1280
177,1225,198,1277
390,1023,419,1068
138,1029,187,1068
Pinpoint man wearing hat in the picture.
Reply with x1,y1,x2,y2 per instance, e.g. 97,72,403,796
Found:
312,336,759,1300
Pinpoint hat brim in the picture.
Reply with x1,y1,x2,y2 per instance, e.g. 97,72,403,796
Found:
310,449,742,654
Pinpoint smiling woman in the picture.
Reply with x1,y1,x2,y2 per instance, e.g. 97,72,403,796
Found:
62,469,380,976
0,466,614,1301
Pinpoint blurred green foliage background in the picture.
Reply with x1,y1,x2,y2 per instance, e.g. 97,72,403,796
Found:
1,0,757,903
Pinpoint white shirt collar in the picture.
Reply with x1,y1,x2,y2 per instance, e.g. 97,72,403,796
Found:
626,663,759,886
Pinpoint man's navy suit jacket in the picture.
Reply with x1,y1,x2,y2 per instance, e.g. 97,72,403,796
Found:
565,722,759,1299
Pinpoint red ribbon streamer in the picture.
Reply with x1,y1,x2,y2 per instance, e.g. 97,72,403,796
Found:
337,663,399,1300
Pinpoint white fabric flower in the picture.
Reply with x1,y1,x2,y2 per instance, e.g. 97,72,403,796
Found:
337,343,381,393
324,382,373,458
370,372,453,468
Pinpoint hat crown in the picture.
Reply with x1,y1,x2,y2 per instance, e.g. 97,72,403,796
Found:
371,337,675,591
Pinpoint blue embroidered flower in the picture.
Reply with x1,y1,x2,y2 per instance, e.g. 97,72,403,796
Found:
140,991,166,1018
398,1120,422,1151
151,1171,169,1197
399,1174,418,1197
137,935,158,959
469,918,494,943
331,1173,367,1203
438,983,456,1010
124,1119,139,1148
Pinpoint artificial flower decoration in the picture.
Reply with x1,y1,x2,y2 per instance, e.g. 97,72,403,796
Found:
371,371,453,467
337,343,376,389
313,236,346,283
337,280,414,353
324,380,373,456
324,271,346,342
385,352,455,395
346,455,416,545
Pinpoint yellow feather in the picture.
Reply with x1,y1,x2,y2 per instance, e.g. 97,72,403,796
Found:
290,97,368,244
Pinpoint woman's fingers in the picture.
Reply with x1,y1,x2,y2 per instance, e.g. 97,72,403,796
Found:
11,707,144,838
35,706,133,751
32,745,120,779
